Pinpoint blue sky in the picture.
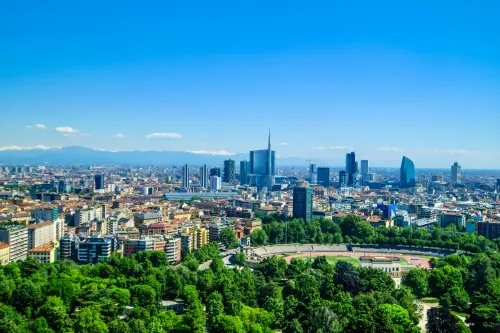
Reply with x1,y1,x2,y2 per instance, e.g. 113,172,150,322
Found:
0,1,499,168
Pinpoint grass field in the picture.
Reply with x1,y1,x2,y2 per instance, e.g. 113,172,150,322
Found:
300,256,361,267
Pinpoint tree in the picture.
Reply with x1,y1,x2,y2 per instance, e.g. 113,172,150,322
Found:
220,228,239,249
31,317,55,333
108,320,130,333
12,280,43,313
334,261,360,295
376,304,419,333
428,265,463,297
73,307,109,333
250,229,268,247
233,252,247,267
130,285,157,309
402,268,429,298
211,315,245,333
256,256,287,281
36,296,72,332
309,307,342,333
206,292,224,325
427,308,462,333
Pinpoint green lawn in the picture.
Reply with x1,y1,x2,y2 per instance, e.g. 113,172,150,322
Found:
399,257,409,265
300,256,360,267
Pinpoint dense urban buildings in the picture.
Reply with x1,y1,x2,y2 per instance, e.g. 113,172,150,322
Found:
400,156,416,188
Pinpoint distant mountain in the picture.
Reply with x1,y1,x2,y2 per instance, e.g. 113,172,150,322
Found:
0,146,310,166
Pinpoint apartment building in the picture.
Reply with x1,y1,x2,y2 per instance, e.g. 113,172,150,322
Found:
0,225,28,262
28,243,56,264
0,242,10,265
74,206,106,227
27,219,64,250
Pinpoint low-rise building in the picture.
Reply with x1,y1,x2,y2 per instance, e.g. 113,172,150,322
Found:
28,243,56,264
0,242,10,265
476,221,500,240
78,235,112,264
439,213,465,229
360,256,402,277
60,234,80,261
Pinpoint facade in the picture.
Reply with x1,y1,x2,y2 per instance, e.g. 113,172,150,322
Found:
181,227,209,252
74,206,106,227
123,238,166,257
476,221,500,240
0,225,28,262
78,235,112,264
438,213,465,229
361,160,369,177
309,164,318,184
249,132,276,189
199,164,208,189
223,159,236,183
209,222,221,241
400,156,416,188
0,242,10,265
32,207,58,222
182,164,190,188
165,237,182,263
28,243,56,264
94,174,104,190
240,160,250,185
339,171,347,188
27,219,64,250
60,234,80,261
451,162,461,184
345,152,356,186
210,176,222,191
317,167,330,187
293,186,313,221
360,256,402,277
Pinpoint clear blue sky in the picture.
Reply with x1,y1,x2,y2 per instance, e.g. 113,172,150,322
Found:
0,1,499,168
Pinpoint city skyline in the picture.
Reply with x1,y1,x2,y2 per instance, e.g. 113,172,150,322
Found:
1,1,499,168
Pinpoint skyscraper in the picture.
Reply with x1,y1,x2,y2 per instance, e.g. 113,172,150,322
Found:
210,176,221,190
309,164,318,184
400,157,416,188
361,160,369,177
345,152,356,186
317,167,330,187
451,162,461,184
240,160,250,185
210,167,221,177
94,174,104,190
339,170,347,188
182,164,190,188
293,186,313,221
249,131,276,189
223,159,236,183
199,165,208,188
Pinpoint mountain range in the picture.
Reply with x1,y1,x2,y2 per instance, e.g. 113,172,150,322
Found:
0,146,311,166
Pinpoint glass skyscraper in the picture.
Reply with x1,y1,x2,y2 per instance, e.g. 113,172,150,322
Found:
345,152,356,186
94,174,104,190
293,186,313,221
400,156,416,188
240,160,250,185
249,131,276,189
317,167,330,187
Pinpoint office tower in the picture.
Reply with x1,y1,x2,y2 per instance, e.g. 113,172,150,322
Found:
317,167,330,187
210,167,221,177
182,164,190,188
345,152,356,186
339,170,347,188
199,164,208,188
249,131,276,189
361,160,369,177
94,174,104,190
309,164,318,184
293,186,313,222
451,162,461,184
210,176,221,190
240,160,250,185
400,156,416,188
223,159,236,182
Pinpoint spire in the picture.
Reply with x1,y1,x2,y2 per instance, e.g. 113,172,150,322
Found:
266,130,272,176
268,129,271,148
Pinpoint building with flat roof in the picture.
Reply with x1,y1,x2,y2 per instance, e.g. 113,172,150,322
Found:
165,236,181,264
317,167,330,187
0,225,28,262
32,207,58,222
60,234,79,261
74,206,106,227
27,219,64,250
476,221,500,240
439,213,465,229
78,235,112,264
28,243,56,264
293,186,313,222
451,162,461,184
360,256,402,277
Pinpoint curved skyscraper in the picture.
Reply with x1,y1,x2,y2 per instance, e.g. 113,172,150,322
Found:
400,156,416,188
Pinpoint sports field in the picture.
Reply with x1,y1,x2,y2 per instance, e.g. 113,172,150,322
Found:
300,256,361,267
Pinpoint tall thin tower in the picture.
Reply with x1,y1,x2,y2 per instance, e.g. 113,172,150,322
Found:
266,129,272,176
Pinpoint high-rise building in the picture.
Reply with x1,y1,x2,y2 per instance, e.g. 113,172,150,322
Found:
210,176,221,190
400,156,416,188
497,179,500,188
223,159,236,183
249,131,276,189
240,160,250,185
317,167,330,187
210,167,221,177
309,164,318,184
451,162,461,184
94,174,104,190
361,160,369,176
293,186,313,222
27,219,65,250
0,225,28,262
476,221,500,240
182,164,190,188
345,152,356,186
199,165,208,189
339,170,347,188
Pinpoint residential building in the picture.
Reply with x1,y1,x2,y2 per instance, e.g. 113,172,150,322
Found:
165,236,181,263
317,167,330,187
210,176,221,191
0,225,28,262
78,235,112,264
60,234,80,261
438,213,465,229
28,243,56,264
0,242,10,265
123,238,166,257
181,226,209,252
293,186,313,222
476,221,500,240
400,156,416,188
209,222,221,242
199,164,209,189
223,159,236,182
451,162,461,184
240,160,250,185
182,164,190,188
32,207,58,222
94,174,104,190
27,219,64,250
74,206,106,227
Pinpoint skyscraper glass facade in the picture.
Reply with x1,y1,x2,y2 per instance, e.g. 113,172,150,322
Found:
400,157,416,188
317,167,330,187
293,186,313,221
240,160,250,185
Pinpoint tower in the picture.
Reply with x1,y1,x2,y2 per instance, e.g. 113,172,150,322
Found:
94,174,104,190
182,165,190,188
240,160,250,185
451,162,461,184
223,159,236,182
267,129,272,176
199,165,208,188
293,186,313,222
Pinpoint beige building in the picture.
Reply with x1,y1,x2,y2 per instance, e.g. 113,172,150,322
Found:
165,237,182,264
28,243,56,264
0,225,28,262
27,219,64,250
360,256,402,277
0,242,10,265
